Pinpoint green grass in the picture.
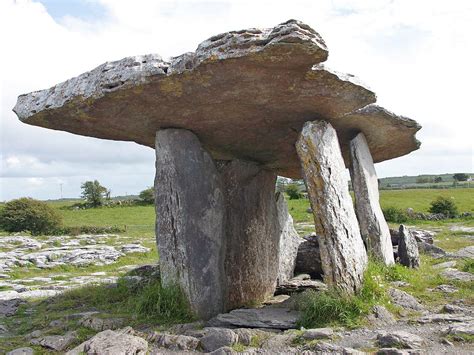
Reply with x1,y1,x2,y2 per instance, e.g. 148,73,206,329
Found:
0,275,195,354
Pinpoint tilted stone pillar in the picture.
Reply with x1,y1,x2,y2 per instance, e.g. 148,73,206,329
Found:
217,160,280,309
349,132,394,265
296,121,368,294
155,129,280,318
155,129,226,319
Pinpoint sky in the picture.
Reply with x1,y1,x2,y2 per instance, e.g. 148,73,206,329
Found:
0,0,473,201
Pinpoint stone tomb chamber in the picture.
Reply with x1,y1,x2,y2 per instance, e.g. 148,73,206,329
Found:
13,20,421,319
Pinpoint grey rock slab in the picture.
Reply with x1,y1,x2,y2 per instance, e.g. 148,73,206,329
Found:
120,244,150,254
275,277,327,295
67,329,148,355
296,120,368,294
276,192,302,284
409,229,435,244
217,159,280,310
388,288,424,311
398,225,420,268
443,322,474,337
418,313,474,324
441,268,474,282
32,331,77,351
79,314,126,331
155,128,226,320
433,261,457,269
311,342,364,354
417,242,446,257
207,307,300,330
368,305,396,325
0,298,24,316
294,234,323,278
6,348,35,355
451,245,474,259
13,20,420,179
147,333,200,351
199,328,238,352
302,327,334,339
349,132,394,265
377,330,424,349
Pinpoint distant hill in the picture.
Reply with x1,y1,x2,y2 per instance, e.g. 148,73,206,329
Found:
378,173,473,189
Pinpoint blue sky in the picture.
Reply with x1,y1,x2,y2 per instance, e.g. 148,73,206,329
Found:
0,0,473,200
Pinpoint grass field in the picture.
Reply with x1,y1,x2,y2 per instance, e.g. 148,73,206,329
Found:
287,188,474,224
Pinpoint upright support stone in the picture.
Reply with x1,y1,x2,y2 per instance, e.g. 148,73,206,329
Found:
275,192,302,285
349,132,395,265
217,160,280,310
155,129,226,319
296,120,368,294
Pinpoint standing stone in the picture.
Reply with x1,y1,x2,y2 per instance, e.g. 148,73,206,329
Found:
398,225,420,268
349,132,394,265
275,192,302,284
155,129,226,319
217,160,280,309
296,120,368,294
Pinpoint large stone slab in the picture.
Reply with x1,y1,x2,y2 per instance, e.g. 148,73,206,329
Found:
398,225,420,268
155,129,226,319
275,192,302,284
296,120,368,294
217,160,280,310
207,307,300,330
13,20,420,178
349,132,394,265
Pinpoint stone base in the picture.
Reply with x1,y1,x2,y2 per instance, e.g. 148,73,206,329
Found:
155,129,280,319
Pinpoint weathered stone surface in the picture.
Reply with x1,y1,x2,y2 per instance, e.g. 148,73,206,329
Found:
0,298,24,316
147,332,200,351
302,328,334,340
6,348,34,355
14,20,420,178
276,192,302,284
79,314,125,331
296,120,368,294
31,331,77,351
388,288,424,311
275,277,327,295
451,245,474,259
217,160,280,310
154,129,225,319
377,331,424,349
294,234,323,278
349,132,394,265
199,328,239,352
368,305,396,325
409,230,435,244
67,328,148,355
433,261,456,269
398,225,420,268
443,322,474,337
417,242,446,257
441,268,474,282
207,307,300,330
418,313,474,324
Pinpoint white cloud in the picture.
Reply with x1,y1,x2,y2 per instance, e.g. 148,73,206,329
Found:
0,0,473,200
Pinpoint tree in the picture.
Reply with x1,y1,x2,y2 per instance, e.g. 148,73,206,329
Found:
428,196,458,218
81,180,107,207
139,187,155,204
0,198,62,235
453,173,469,182
434,176,443,183
286,183,302,200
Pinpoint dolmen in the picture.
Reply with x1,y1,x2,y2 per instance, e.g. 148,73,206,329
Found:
13,19,421,319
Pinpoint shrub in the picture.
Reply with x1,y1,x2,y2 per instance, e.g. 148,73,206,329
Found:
428,196,458,218
286,184,302,200
0,198,62,235
139,187,155,204
382,206,408,223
